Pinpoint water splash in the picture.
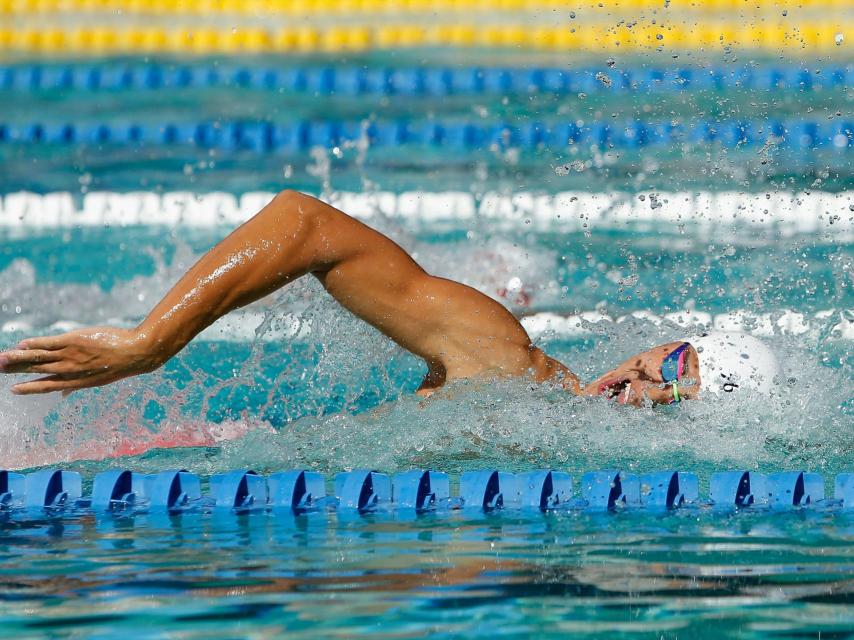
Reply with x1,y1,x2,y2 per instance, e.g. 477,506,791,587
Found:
198,334,852,475
0,228,849,474
3,322,850,477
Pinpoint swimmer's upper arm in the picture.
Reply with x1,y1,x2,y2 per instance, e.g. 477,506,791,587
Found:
0,189,533,395
310,205,530,363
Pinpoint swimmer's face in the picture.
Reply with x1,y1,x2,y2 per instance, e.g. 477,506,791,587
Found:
584,342,702,406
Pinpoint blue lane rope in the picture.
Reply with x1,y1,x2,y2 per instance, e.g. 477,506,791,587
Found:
0,119,851,151
1,467,852,514
1,63,851,96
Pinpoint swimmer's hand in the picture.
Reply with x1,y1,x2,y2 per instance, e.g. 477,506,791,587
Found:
0,327,163,395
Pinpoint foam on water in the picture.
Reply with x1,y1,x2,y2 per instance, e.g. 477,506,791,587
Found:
1,286,849,477
0,220,850,474
169,329,853,476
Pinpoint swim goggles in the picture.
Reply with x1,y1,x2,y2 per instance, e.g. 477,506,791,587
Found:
661,342,691,403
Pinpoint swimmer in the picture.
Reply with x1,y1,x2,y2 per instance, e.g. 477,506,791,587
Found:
0,191,780,406
584,332,780,405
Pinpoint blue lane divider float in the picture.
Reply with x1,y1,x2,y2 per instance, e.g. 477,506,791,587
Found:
835,474,854,509
767,471,825,507
393,469,450,511
460,470,519,510
268,469,326,511
0,119,850,153
517,470,573,509
210,469,268,509
24,469,82,509
710,471,766,507
0,470,25,509
640,471,699,510
2,467,853,516
91,469,148,511
1,64,851,96
145,469,202,511
335,469,391,512
581,470,641,510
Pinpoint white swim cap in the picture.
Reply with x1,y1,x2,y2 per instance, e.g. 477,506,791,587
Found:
681,332,781,395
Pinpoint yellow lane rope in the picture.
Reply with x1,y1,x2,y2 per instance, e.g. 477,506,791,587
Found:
0,23,846,53
1,0,850,14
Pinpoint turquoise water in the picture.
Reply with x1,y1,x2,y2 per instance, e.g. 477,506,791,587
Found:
2,55,852,194
0,224,850,473
2,508,854,639
0,218,851,637
1,55,853,637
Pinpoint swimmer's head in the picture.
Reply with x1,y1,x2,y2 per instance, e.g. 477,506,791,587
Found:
584,331,782,405
684,332,781,395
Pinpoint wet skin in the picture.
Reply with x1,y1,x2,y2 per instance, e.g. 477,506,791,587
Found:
584,342,701,406
0,191,698,405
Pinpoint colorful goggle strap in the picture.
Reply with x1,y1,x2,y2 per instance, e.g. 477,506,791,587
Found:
661,342,691,384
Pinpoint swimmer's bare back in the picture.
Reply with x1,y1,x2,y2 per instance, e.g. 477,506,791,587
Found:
0,190,581,396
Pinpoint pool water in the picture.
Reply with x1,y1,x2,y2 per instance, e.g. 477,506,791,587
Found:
0,224,850,473
0,215,851,638
1,54,853,637
2,508,854,639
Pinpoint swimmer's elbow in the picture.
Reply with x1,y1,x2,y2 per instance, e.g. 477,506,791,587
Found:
272,189,305,209
267,189,312,223
267,189,339,231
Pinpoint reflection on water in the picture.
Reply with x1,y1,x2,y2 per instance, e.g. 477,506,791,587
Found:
1,509,853,638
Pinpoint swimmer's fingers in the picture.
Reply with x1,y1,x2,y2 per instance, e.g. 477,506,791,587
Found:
2,360,86,375
10,372,114,395
11,374,85,395
0,349,64,372
14,334,73,351
0,332,80,371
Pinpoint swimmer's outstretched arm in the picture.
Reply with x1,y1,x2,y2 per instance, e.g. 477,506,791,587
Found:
1,190,582,395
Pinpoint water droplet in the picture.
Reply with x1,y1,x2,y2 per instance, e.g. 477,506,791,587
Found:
569,10,575,18
595,71,612,87
506,276,523,291
835,33,844,46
